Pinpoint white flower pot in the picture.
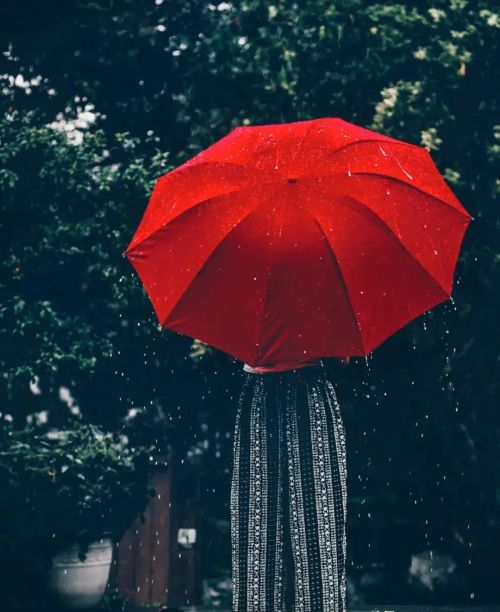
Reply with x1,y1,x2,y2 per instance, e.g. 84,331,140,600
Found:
44,537,113,609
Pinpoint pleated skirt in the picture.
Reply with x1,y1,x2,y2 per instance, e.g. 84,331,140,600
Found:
230,365,348,611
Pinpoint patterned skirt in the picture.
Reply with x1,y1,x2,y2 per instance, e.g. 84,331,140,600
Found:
230,365,348,611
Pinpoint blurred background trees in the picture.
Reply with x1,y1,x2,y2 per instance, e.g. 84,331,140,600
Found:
0,0,498,605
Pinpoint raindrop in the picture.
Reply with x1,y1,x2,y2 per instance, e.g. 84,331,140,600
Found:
394,158,414,180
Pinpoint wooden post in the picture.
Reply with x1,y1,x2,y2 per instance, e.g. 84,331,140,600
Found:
114,453,172,607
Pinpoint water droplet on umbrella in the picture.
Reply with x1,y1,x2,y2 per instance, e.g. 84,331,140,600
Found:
395,157,414,180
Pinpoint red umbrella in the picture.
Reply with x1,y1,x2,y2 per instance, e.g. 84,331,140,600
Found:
124,117,472,367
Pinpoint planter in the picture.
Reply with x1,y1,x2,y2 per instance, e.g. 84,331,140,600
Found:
44,537,113,609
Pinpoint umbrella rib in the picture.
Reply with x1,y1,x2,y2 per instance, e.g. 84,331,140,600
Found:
165,159,272,179
324,137,423,161
168,138,421,177
160,191,278,330
252,195,287,365
346,172,470,219
338,194,451,296
126,181,279,254
305,211,367,355
166,164,469,221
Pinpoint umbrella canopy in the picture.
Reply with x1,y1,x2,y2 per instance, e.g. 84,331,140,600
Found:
124,117,472,367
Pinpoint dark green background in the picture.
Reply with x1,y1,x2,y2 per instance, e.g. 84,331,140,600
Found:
0,0,498,605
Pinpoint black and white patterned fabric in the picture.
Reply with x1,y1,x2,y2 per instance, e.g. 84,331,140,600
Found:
230,365,348,611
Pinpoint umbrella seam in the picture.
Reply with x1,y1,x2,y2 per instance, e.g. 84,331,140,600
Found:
174,137,423,175
160,191,279,333
161,159,267,180
347,172,470,219
305,211,367,355
339,194,451,297
126,182,281,254
252,195,287,365
360,290,451,356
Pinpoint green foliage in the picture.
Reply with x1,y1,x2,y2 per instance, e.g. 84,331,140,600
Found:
0,110,181,426
0,422,154,563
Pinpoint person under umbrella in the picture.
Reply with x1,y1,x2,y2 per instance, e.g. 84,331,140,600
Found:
124,118,472,611
232,355,350,611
